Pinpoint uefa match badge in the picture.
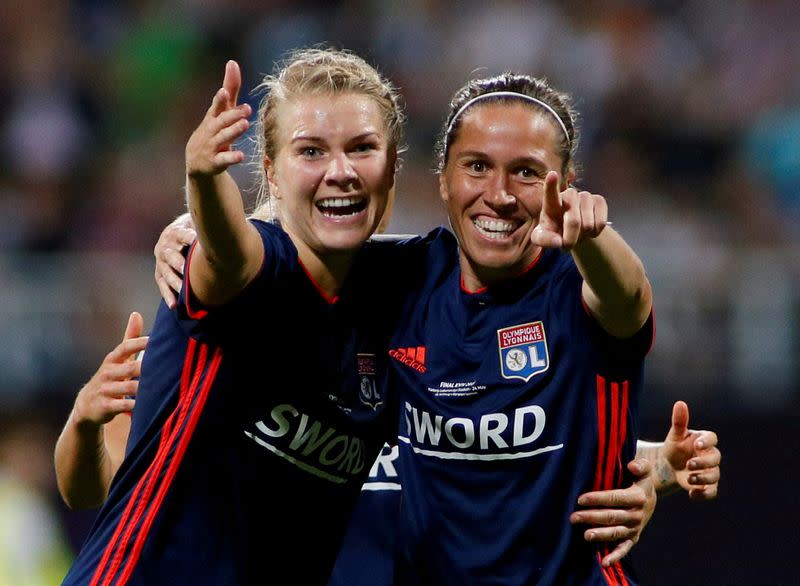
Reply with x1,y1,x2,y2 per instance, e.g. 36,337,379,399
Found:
497,321,549,382
357,353,382,410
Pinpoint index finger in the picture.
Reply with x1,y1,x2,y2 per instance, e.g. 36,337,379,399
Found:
169,212,196,232
122,312,144,343
693,429,718,451
223,60,242,108
541,171,563,219
157,274,178,310
577,487,646,508
601,540,634,567
108,336,149,363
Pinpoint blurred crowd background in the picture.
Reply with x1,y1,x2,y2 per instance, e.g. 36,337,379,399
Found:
1,0,798,583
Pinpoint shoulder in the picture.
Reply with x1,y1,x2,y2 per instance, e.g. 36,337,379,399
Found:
247,218,299,274
248,218,291,244
528,249,582,297
359,228,457,284
363,227,457,262
546,248,579,278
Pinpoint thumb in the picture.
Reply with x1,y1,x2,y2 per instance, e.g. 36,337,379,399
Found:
667,400,689,442
627,457,652,479
123,311,145,342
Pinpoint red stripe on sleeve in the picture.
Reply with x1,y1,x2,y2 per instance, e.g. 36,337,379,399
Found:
91,339,214,586
616,381,630,486
117,348,223,585
612,561,630,586
603,382,621,490
101,342,209,586
593,375,607,492
596,551,619,585
89,339,201,586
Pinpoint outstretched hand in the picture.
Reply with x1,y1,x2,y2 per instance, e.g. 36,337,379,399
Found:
662,401,721,500
185,60,252,178
531,171,609,250
72,312,148,428
570,458,656,567
154,213,197,308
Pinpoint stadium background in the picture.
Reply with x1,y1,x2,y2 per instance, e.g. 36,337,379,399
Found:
0,0,798,583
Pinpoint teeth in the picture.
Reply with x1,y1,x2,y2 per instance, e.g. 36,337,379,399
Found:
474,218,515,238
318,197,362,209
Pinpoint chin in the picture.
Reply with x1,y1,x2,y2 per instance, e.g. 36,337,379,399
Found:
469,246,529,275
320,229,373,253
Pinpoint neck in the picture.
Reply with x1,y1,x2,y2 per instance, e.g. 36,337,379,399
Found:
459,259,501,293
459,248,543,293
291,238,358,300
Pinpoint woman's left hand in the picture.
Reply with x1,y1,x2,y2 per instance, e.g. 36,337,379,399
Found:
569,458,656,567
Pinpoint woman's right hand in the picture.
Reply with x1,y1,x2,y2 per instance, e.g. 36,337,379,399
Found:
185,60,252,179
71,312,148,429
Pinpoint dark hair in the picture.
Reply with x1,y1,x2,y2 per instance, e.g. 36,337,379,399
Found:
435,73,579,177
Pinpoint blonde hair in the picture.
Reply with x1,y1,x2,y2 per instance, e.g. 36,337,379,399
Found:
250,48,405,221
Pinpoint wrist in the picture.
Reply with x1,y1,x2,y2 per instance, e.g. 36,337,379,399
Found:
653,456,679,496
70,402,102,435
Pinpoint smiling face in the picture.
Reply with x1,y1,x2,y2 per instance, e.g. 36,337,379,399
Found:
266,92,396,259
440,101,571,290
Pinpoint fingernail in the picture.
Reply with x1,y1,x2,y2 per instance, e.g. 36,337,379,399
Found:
688,460,697,470
587,531,595,542
690,475,698,484
696,440,704,449
577,496,587,506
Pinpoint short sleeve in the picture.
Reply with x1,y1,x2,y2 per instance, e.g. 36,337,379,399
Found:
175,220,296,341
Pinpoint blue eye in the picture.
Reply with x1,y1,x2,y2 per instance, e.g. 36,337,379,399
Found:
302,147,322,158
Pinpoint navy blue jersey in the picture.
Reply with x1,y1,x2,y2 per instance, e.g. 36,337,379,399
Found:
63,221,425,586
327,443,401,586
390,230,654,586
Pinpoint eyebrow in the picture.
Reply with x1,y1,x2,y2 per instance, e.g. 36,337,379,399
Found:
455,150,548,167
290,131,382,144
454,150,488,159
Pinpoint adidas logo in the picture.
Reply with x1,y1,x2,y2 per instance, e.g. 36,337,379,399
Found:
389,346,427,373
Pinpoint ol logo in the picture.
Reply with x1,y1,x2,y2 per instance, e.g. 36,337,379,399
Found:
357,353,382,410
497,321,549,382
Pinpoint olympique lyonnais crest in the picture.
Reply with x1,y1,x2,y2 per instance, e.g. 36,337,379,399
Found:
357,353,382,410
497,321,549,382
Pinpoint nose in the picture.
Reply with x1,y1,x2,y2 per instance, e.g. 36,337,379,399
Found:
485,174,517,210
324,152,358,187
